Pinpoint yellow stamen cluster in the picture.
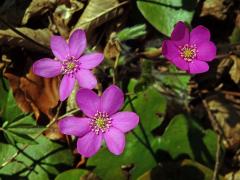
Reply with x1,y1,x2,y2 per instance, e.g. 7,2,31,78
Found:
61,57,80,76
90,111,112,135
179,44,198,62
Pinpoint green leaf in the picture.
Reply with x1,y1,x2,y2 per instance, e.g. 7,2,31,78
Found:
138,159,223,180
159,114,217,167
0,77,9,112
0,136,74,179
229,27,240,43
117,24,147,41
2,90,22,123
133,59,155,93
3,117,45,144
4,130,37,145
178,159,223,180
1,90,44,144
87,80,167,180
0,143,17,165
55,169,89,180
136,0,197,36
153,65,190,100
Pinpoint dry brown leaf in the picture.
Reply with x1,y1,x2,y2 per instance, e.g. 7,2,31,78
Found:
5,69,59,121
224,170,240,180
216,57,232,79
207,94,240,150
0,0,29,26
104,32,121,59
44,122,64,140
22,0,57,25
229,55,240,84
140,48,162,59
53,0,84,37
74,0,127,32
0,28,51,52
200,0,231,20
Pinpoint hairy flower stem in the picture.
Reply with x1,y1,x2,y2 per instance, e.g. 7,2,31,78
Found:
113,54,120,84
66,82,79,112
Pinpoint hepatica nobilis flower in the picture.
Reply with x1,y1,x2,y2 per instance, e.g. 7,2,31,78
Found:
162,21,216,74
58,85,139,157
32,29,104,101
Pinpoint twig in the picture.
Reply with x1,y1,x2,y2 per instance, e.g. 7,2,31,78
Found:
0,17,50,51
201,98,225,180
202,98,230,148
213,134,222,180
221,90,240,97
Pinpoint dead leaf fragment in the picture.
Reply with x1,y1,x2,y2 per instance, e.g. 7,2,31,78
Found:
44,122,64,140
74,0,127,32
5,69,59,121
0,28,51,52
224,170,240,180
104,32,121,59
229,55,240,84
217,57,232,78
53,0,84,37
207,94,240,150
22,0,57,25
200,0,231,20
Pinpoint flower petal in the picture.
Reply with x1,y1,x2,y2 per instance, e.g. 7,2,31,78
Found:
162,40,179,60
69,29,86,59
101,85,124,115
76,88,100,117
111,112,139,133
76,69,97,89
197,41,216,62
79,53,104,69
59,75,75,101
190,25,210,44
171,21,189,46
104,127,125,155
58,116,90,137
162,40,189,71
189,60,209,74
32,58,62,78
77,132,103,157
50,35,69,61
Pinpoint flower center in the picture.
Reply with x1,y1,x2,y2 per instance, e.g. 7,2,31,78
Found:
61,57,80,76
179,44,197,62
90,111,112,135
66,62,76,70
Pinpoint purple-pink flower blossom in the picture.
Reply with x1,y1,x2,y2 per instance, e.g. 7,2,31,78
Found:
162,21,216,74
32,29,104,101
58,85,139,157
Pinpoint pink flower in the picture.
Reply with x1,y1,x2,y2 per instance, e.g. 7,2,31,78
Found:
58,85,139,157
162,21,216,74
32,29,104,101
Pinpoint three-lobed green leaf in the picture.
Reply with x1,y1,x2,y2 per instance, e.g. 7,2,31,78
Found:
136,0,197,36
